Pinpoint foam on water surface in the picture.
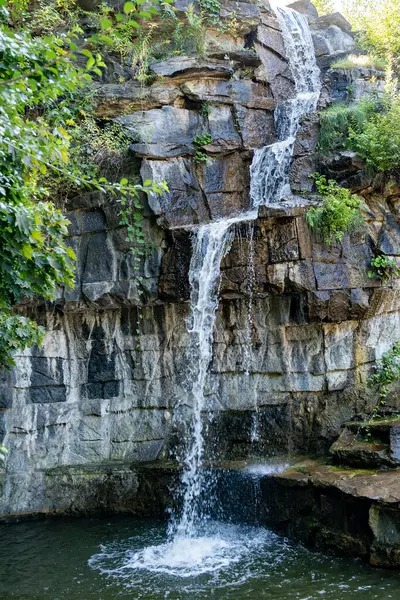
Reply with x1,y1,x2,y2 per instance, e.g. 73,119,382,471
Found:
243,462,290,477
89,521,281,580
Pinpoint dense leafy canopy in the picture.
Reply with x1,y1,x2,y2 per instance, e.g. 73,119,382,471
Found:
339,0,400,65
0,0,166,368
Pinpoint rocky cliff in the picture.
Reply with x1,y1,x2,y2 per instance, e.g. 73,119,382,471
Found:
1,0,400,519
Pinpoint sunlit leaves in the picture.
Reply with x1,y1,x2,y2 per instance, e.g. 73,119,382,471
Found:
0,0,167,367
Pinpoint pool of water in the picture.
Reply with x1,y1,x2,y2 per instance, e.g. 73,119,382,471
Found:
0,516,399,600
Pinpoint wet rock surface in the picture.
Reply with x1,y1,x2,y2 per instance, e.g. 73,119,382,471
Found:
257,459,400,568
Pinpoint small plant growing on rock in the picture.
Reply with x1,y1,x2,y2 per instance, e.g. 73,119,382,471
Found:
368,255,400,284
367,341,400,426
199,0,221,25
306,175,365,244
193,133,213,162
199,102,210,117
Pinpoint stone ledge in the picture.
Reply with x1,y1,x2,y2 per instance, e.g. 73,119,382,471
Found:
257,459,400,567
0,461,180,522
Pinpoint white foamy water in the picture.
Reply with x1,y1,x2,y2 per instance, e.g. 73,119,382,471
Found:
250,4,321,207
89,521,276,579
244,462,290,477
172,220,237,538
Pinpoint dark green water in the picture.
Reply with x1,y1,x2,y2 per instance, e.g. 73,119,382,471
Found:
0,516,399,600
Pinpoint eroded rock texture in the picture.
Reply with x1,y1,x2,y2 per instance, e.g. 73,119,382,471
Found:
0,0,399,520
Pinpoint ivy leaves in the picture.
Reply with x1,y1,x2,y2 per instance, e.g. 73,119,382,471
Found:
368,255,400,283
0,202,76,305
0,0,167,367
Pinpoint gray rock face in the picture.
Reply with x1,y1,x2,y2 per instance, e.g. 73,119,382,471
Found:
94,82,183,117
312,25,356,68
220,1,261,34
149,56,234,79
141,158,210,226
258,460,400,568
180,79,275,109
312,12,352,34
285,1,318,20
116,107,208,158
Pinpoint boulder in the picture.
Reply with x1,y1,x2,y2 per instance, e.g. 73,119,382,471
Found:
181,79,276,110
234,105,276,149
220,1,262,35
257,23,287,58
254,42,294,98
140,158,209,227
378,213,400,256
94,82,182,117
284,0,319,20
206,105,243,153
115,107,207,158
330,427,396,469
203,28,245,55
197,153,251,219
259,460,400,567
330,418,400,469
312,26,356,68
311,12,352,34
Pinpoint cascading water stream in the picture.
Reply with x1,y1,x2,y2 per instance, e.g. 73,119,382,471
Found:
172,220,235,537
170,1,322,545
250,3,321,206
90,2,322,578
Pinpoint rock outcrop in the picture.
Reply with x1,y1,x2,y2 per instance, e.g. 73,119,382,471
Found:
256,459,400,569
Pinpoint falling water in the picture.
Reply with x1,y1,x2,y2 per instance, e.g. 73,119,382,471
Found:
172,1,322,543
250,3,321,207
173,221,234,537
105,2,322,576
244,222,256,377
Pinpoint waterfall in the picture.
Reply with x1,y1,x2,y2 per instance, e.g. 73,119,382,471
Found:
172,4,322,541
173,221,234,537
250,3,321,207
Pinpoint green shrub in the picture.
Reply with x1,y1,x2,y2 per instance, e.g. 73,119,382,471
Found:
317,98,377,155
306,175,365,244
312,0,335,15
369,341,400,390
318,71,400,174
40,118,131,202
368,255,400,283
172,4,206,56
348,76,400,173
0,0,167,367
199,0,220,25
367,341,400,423
340,0,400,67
